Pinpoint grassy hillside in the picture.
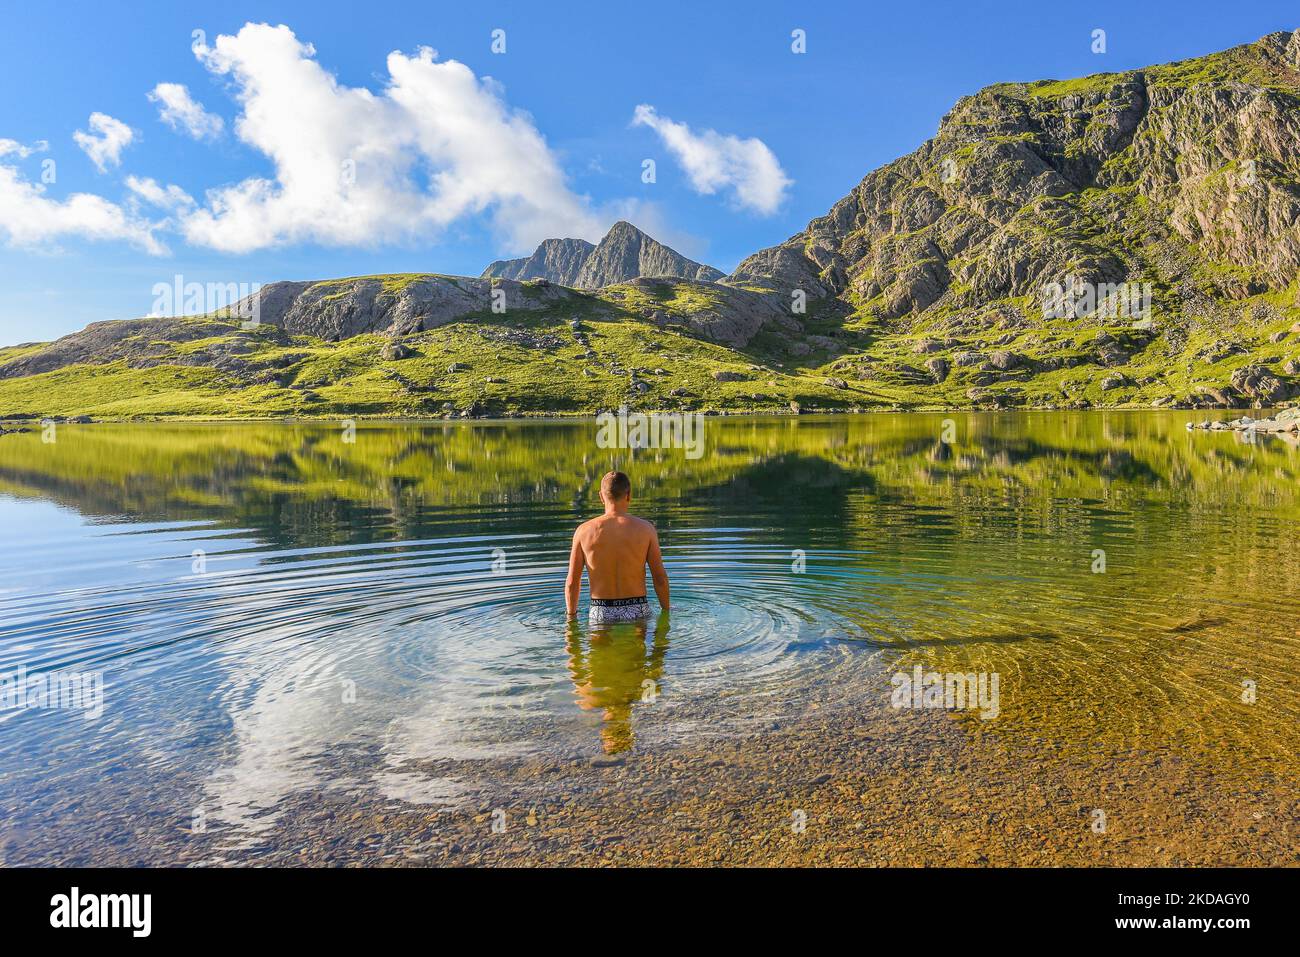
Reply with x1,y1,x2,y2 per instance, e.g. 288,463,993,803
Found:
1,277,1297,420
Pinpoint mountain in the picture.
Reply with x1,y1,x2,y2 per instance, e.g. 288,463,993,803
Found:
724,30,1300,405
482,221,725,288
481,238,595,286
3,31,1300,420
734,30,1300,307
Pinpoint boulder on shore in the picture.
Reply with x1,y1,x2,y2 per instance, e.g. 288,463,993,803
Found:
1187,406,1300,434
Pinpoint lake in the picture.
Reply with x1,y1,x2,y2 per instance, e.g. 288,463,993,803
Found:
1,412,1296,865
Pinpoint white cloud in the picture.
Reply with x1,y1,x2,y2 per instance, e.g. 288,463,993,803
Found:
632,104,791,215
0,164,164,253
182,23,605,253
126,175,196,212
73,112,135,172
0,138,49,159
148,83,224,139
0,133,159,253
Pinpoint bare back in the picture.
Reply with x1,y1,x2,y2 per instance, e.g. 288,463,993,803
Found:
565,481,670,618
573,514,657,599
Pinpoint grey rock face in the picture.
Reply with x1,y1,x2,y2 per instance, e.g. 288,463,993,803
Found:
0,316,247,380
575,221,723,288
727,235,833,297
925,357,951,381
239,276,584,341
988,350,1024,371
481,238,595,286
480,222,723,289
1231,363,1290,403
611,277,791,347
729,30,1300,329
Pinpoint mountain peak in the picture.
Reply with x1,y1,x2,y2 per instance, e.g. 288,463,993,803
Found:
482,222,722,289
481,237,594,286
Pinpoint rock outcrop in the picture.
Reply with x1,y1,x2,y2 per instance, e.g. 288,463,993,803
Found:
729,31,1300,326
1188,406,1300,433
0,316,246,380
604,277,794,347
481,238,595,286
235,275,585,341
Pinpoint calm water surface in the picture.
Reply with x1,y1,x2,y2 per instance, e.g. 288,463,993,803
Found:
0,413,1296,860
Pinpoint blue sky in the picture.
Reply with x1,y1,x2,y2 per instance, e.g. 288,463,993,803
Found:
0,0,1295,345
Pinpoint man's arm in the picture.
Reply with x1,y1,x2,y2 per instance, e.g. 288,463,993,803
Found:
565,528,586,619
647,525,670,612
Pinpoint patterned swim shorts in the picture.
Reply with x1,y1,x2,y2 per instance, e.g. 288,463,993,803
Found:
589,596,652,624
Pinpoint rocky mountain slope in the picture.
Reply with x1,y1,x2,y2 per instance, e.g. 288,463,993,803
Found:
734,31,1300,302
480,237,594,286
726,29,1300,408
483,221,724,288
3,31,1300,420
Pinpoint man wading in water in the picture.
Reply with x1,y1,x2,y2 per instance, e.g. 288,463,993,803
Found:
566,471,670,623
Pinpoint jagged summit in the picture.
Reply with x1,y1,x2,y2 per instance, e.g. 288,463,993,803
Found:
482,221,723,289
480,237,595,287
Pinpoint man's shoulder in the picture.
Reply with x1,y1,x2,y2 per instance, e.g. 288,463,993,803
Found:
576,514,656,534
627,514,657,533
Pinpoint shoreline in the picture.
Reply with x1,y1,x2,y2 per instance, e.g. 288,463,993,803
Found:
1,406,1286,428
12,692,1292,868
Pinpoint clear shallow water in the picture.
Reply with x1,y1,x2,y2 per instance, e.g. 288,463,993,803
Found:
0,413,1296,860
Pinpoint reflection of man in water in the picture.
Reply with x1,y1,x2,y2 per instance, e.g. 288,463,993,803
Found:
566,611,671,753
565,471,670,623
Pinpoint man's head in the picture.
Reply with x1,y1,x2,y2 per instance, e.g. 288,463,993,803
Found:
599,470,631,506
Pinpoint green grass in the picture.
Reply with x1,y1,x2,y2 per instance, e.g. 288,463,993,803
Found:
1019,72,1130,100
2,282,1295,418
307,273,460,299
